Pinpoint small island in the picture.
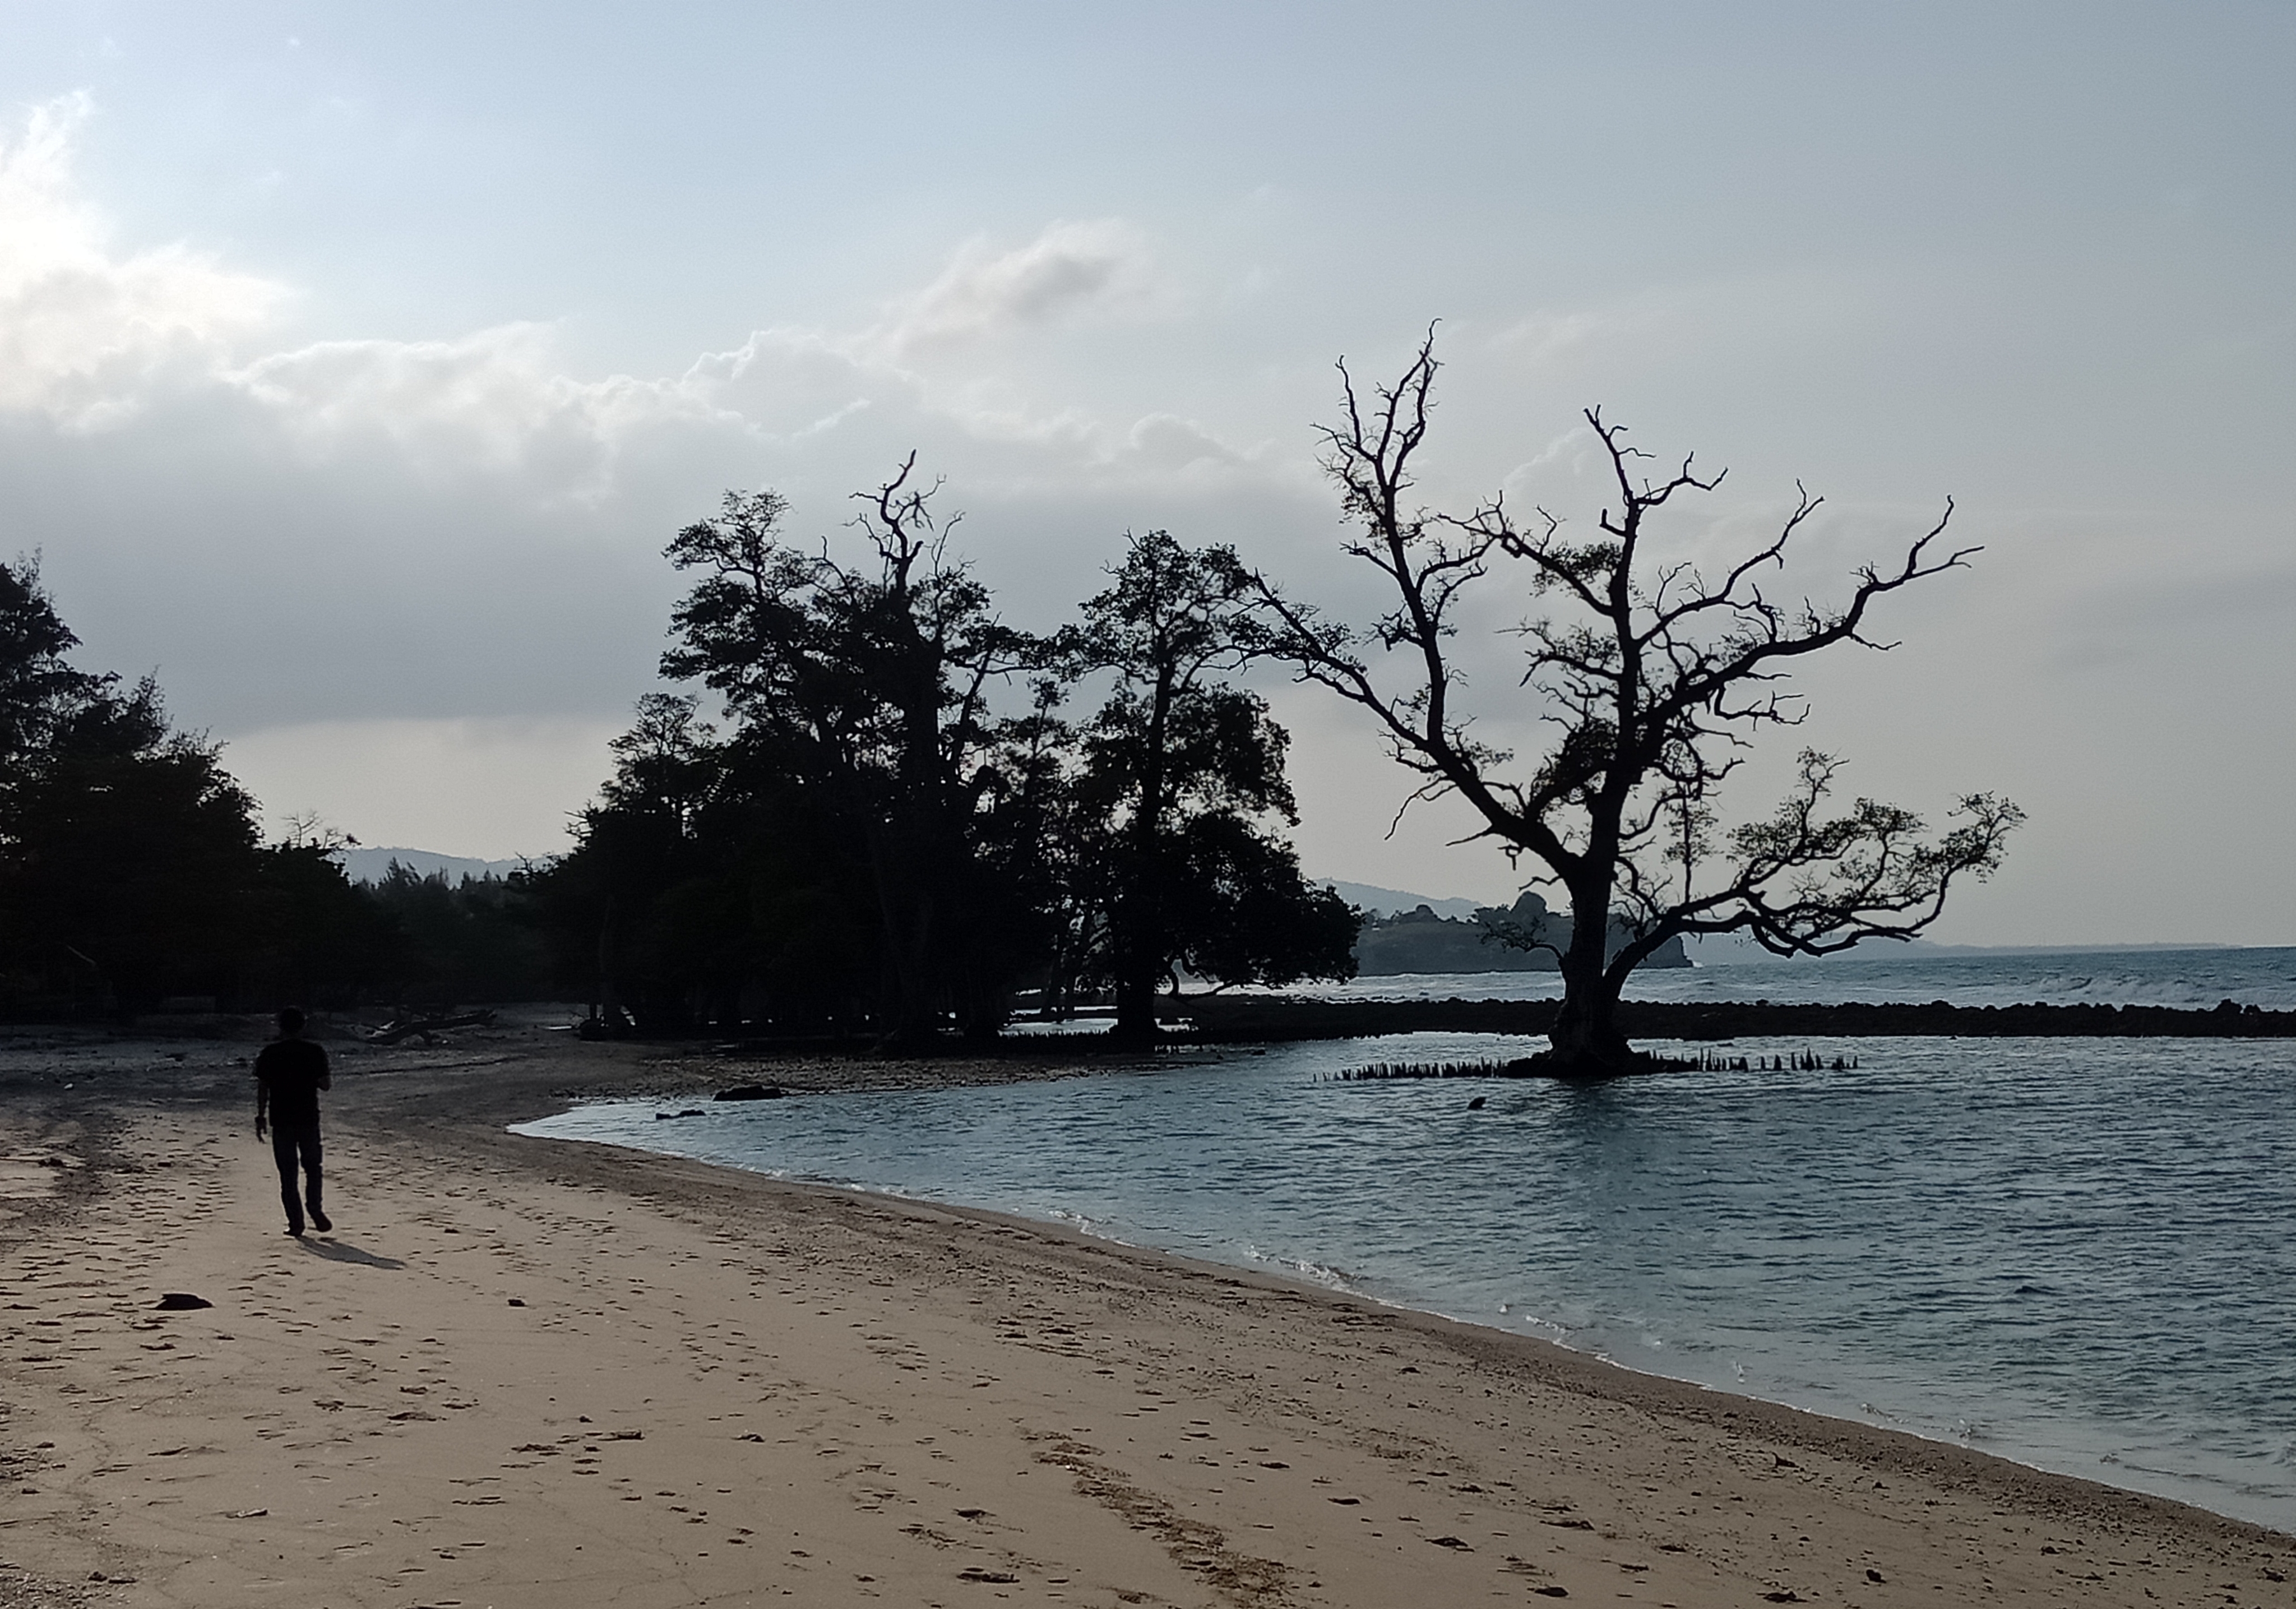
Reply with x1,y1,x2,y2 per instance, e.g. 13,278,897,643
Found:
1354,890,1690,976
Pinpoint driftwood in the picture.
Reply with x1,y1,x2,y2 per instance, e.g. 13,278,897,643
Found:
364,1010,497,1046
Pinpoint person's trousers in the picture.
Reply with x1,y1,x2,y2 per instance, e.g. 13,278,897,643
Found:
270,1119,323,1231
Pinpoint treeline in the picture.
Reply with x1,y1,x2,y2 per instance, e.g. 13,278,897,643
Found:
540,472,1355,1044
0,555,553,1015
1,471,1357,1038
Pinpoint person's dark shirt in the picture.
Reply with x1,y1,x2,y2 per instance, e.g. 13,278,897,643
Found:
254,1038,331,1126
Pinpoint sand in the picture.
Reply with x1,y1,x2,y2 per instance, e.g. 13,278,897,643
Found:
1,1022,2289,1608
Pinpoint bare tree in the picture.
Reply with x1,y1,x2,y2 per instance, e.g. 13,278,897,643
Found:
1247,336,2023,1077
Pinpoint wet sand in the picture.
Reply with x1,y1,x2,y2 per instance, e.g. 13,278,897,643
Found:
1,1021,2289,1607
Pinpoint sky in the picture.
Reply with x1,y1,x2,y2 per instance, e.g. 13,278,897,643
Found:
1,1,2290,945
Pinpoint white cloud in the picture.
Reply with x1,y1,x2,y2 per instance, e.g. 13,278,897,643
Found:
0,95,285,425
1116,412,1248,473
682,319,1272,494
864,219,1157,357
0,114,1247,507
1488,309,1609,367
226,323,734,494
0,130,1301,754
679,325,908,442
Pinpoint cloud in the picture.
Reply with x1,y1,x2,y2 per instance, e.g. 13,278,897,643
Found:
865,219,1156,357
0,107,1308,858
226,323,735,496
0,95,285,425
0,111,1242,507
0,118,1299,751
1489,309,1609,367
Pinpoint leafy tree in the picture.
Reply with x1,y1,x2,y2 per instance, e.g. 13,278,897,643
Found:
2,667,264,1011
2,556,411,1016
359,862,549,1007
540,692,857,1029
658,461,1049,1043
5,556,272,1009
1062,530,1355,1040
242,824,409,1009
0,553,105,775
1248,338,2022,1077
1154,810,1359,1001
541,694,740,1028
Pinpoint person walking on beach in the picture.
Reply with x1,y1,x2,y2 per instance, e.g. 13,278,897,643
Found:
254,1007,332,1237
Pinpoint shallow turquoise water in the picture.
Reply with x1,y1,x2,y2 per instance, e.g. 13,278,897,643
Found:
519,1031,2296,1532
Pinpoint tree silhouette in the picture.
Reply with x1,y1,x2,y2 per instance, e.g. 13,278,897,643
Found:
4,555,418,1016
0,553,105,773
1,556,274,1010
2,668,263,1011
1062,530,1355,1041
1247,337,2022,1077
659,460,1049,1043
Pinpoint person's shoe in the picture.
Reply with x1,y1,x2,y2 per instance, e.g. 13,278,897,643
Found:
285,1224,304,1237
309,1210,332,1233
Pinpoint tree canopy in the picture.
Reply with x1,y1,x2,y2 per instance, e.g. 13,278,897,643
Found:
545,482,1357,1042
1,556,266,1010
1061,530,1356,1039
649,462,1059,1041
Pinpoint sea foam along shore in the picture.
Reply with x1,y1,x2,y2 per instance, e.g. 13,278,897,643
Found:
0,1024,2289,1608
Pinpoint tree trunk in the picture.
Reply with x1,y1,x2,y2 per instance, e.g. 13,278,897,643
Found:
1109,842,1164,1042
1111,973,1158,1044
884,884,940,1049
594,894,626,1033
1542,884,1638,1078
863,811,942,1052
1545,964,1636,1077
954,940,1008,1043
1109,667,1175,1047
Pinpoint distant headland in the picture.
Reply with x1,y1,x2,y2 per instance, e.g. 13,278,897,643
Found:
1346,888,1690,976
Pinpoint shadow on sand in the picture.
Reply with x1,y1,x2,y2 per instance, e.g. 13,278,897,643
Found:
299,1237,405,1270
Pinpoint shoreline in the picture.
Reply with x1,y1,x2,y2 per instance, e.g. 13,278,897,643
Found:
519,1090,2292,1537
536,1130,2289,1533
13,968,2295,1057
3,1024,2290,1607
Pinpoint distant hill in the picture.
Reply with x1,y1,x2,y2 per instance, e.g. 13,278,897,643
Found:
1353,890,1689,974
1321,881,1488,921
332,846,547,886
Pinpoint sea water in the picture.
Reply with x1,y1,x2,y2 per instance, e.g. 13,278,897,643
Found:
1283,942,2296,1011
516,950,2296,1533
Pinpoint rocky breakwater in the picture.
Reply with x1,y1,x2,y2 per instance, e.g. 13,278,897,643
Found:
1178,994,2296,1043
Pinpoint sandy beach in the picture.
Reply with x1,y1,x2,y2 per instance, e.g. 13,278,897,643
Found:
1,1023,2289,1608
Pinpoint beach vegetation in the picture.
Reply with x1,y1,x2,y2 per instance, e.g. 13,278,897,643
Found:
1057,529,1357,1040
532,691,885,1033
0,555,542,1018
1,554,266,1011
603,463,1064,1043
542,492,1358,1044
